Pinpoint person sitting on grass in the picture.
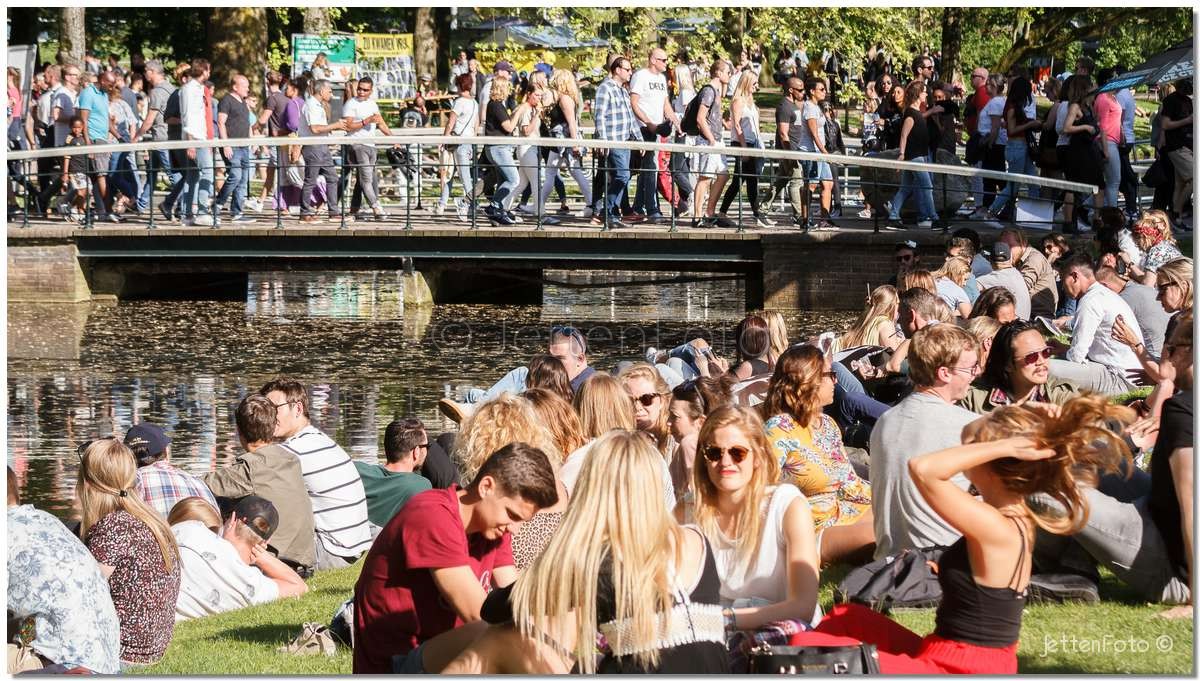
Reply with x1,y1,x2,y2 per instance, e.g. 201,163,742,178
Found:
169,495,308,621
204,394,316,577
127,422,218,519
351,442,559,674
7,467,121,675
960,320,1078,414
353,417,432,536
762,345,875,565
679,405,821,669
789,394,1135,673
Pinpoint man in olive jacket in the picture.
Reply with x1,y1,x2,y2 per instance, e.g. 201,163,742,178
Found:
204,394,316,576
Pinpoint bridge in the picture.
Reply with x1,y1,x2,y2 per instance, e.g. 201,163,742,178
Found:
7,135,1100,310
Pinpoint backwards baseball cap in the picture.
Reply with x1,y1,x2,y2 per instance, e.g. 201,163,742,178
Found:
534,62,553,77
990,241,1012,264
124,423,171,457
494,60,515,75
232,495,279,542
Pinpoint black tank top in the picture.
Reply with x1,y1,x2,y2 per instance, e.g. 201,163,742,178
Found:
547,101,569,132
933,517,1027,647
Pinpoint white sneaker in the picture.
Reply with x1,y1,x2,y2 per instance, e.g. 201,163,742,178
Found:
857,208,873,219
644,347,660,364
755,216,776,228
244,198,263,213
193,213,215,226
917,219,933,229
433,202,446,215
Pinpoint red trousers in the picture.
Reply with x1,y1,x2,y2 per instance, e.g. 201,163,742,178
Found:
788,603,1018,674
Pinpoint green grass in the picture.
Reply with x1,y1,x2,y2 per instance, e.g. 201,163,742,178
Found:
136,559,1190,674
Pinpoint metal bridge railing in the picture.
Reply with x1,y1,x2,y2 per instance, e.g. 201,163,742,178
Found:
7,133,1101,234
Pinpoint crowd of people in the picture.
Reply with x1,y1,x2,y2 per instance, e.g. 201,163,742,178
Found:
9,203,1191,671
9,43,1191,232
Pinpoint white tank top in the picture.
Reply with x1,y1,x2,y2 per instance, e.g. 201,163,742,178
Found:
738,102,762,148
1055,102,1070,147
689,484,804,607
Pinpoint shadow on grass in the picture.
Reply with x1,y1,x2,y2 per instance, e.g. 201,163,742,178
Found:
223,623,299,646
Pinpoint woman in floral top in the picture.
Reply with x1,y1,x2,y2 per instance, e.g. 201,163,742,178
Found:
77,438,181,667
761,345,875,565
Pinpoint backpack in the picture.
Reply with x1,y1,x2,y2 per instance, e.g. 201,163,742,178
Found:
680,84,714,136
833,547,946,612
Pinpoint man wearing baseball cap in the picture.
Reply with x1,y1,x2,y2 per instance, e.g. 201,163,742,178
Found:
172,495,308,621
976,241,1032,320
127,423,219,519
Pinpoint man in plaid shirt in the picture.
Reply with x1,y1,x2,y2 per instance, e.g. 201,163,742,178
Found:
127,423,219,518
592,56,637,228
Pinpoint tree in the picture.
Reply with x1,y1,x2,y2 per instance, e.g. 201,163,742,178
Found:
58,7,85,66
939,8,964,86
303,7,332,35
414,7,437,83
8,8,40,47
208,8,268,96
996,8,1142,74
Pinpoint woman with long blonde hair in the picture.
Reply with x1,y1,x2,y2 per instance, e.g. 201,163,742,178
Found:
77,438,181,666
511,71,554,221
617,362,674,457
934,255,973,319
681,406,821,645
759,310,790,365
443,430,730,674
1112,255,1192,384
539,68,593,217
717,69,772,228
522,388,586,463
837,284,901,352
562,371,675,510
900,268,937,296
791,395,1134,673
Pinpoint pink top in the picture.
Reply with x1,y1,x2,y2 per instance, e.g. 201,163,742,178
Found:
7,85,21,119
1094,92,1122,144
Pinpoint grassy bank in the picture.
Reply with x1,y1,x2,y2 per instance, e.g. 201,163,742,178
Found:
135,561,1192,674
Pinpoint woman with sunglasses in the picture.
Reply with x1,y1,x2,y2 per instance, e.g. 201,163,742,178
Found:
618,362,674,458
791,395,1132,673
762,346,874,565
717,69,772,228
668,376,734,502
680,405,821,663
1111,256,1193,385
76,438,181,667
960,320,1076,415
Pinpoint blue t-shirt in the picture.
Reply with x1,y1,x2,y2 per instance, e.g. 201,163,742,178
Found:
76,84,110,142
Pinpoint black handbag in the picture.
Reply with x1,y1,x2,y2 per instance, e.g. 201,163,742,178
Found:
748,642,882,674
1142,155,1171,188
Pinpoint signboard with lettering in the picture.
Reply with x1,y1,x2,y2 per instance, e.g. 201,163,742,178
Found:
354,32,416,102
291,33,357,83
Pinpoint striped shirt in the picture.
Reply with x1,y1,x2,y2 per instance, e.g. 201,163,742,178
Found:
281,425,372,559
135,461,219,519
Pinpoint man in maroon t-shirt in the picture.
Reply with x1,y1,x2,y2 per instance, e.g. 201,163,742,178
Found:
352,443,558,674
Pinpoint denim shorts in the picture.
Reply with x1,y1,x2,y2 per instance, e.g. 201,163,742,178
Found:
802,159,832,181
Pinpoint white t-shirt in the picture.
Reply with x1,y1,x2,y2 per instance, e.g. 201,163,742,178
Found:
798,100,826,152
629,68,669,126
978,96,1005,143
51,86,76,146
300,96,328,137
180,79,207,141
172,520,279,621
450,95,478,136
341,97,380,139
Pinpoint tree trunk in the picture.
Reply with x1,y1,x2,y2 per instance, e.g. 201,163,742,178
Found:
414,7,437,85
8,8,40,47
939,7,964,87
58,7,86,66
303,7,332,35
721,7,743,58
208,8,269,98
434,7,453,88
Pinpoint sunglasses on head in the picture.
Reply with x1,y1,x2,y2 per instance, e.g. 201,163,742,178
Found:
702,445,750,464
76,435,118,461
631,392,661,407
1018,347,1053,366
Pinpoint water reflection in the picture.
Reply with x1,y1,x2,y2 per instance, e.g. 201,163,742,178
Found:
7,270,853,516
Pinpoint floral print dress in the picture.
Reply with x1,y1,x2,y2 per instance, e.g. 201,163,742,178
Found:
764,412,872,530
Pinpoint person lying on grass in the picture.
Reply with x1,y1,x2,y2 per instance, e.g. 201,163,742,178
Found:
169,495,308,621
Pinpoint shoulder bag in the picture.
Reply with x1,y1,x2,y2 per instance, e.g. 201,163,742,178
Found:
748,641,882,674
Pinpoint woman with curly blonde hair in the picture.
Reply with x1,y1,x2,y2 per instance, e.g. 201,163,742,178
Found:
934,256,973,319
617,362,674,458
761,345,874,565
77,438,181,666
539,68,593,216
1122,210,1183,286
453,393,568,569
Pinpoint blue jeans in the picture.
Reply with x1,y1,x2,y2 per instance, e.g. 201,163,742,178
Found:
602,148,631,219
181,146,214,218
488,144,519,209
107,151,140,204
989,140,1038,215
888,155,935,221
633,127,662,217
1102,139,1121,208
215,146,250,216
138,148,179,212
465,366,528,404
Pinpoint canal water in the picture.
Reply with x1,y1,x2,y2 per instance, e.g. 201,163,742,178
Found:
7,270,855,517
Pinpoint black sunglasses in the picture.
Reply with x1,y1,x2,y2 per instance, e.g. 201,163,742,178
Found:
631,392,661,407
702,445,750,464
76,435,118,461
